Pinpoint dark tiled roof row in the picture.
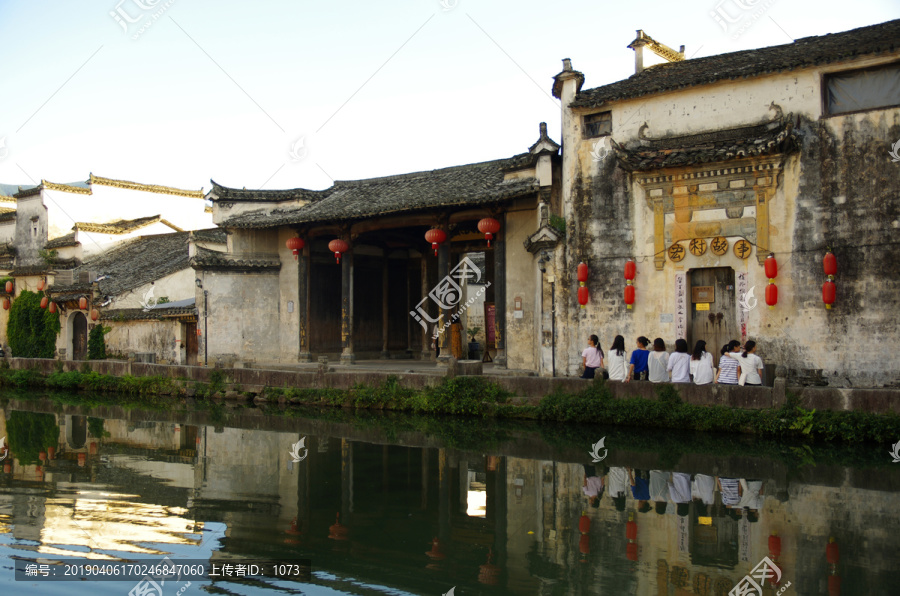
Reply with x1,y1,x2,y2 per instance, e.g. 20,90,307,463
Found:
209,182,327,203
75,215,181,234
614,116,800,171
571,19,900,109
9,265,50,276
0,211,16,223
191,227,228,243
220,158,540,229
190,245,281,271
45,233,79,249
100,306,197,321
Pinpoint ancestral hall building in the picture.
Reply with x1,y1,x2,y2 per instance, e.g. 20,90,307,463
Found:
197,19,899,387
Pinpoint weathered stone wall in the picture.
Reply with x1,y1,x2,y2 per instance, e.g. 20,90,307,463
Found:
103,319,180,363
560,56,900,387
505,200,538,371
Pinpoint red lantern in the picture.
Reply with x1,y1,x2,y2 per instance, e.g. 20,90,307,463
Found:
79,297,88,310
286,237,305,260
579,533,591,556
823,251,837,277
328,239,349,264
577,262,588,284
328,512,349,540
579,513,591,534
823,280,836,309
624,284,635,310
90,309,99,321
764,254,778,280
626,541,638,562
768,533,782,559
424,228,447,257
49,302,58,314
4,281,12,294
77,453,86,467
624,260,636,281
826,538,839,565
477,217,501,247
40,296,48,309
47,447,55,459
828,575,841,596
766,283,778,309
38,278,45,291
2,463,10,474
578,286,589,309
2,298,9,311
478,550,500,586
426,537,446,561
626,520,637,541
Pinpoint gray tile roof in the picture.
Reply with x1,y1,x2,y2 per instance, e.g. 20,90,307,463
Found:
75,215,182,234
0,211,16,223
46,233,79,249
613,115,799,171
100,304,197,321
572,19,900,109
208,182,326,203
219,158,539,229
191,228,228,243
190,245,281,271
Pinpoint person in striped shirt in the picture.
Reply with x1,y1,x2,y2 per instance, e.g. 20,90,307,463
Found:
715,341,741,384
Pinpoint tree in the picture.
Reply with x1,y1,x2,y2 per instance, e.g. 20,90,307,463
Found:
88,325,108,360
7,290,60,358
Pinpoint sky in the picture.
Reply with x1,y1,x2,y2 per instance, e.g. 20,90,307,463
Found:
0,0,897,194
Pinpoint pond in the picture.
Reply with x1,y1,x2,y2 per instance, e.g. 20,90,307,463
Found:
0,393,899,596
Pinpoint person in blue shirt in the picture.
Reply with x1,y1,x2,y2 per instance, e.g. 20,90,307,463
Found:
625,336,650,382
628,468,652,513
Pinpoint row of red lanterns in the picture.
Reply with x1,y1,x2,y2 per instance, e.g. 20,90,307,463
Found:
284,218,502,264
576,261,636,309
763,251,837,309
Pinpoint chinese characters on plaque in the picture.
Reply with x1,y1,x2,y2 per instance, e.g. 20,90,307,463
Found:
737,271,749,342
734,239,752,259
668,243,685,262
711,236,729,256
688,238,707,256
674,272,687,340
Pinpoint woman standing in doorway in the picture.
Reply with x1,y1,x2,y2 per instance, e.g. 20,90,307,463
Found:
607,335,629,382
581,334,604,379
647,338,669,383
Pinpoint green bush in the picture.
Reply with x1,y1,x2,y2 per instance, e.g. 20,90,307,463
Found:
88,325,108,360
7,290,60,358
6,410,59,465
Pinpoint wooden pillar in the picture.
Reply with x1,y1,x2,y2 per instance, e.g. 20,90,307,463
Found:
406,259,414,357
494,215,507,367
340,247,355,365
436,241,452,361
381,255,390,359
421,447,429,510
341,438,353,519
297,245,312,362
420,253,432,360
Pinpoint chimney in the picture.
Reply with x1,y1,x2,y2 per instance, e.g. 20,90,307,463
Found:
627,30,685,74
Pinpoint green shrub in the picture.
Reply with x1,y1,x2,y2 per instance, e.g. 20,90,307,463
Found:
88,325,108,360
7,290,60,358
6,410,59,465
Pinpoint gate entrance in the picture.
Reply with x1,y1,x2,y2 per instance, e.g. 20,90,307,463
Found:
688,267,736,353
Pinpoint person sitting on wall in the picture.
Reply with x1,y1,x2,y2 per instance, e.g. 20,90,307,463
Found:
581,334,604,379
624,336,650,382
583,464,604,508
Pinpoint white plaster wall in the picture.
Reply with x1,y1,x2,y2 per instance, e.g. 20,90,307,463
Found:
505,204,537,372
13,195,48,266
110,269,196,310
78,222,180,258
104,319,180,363
0,221,15,244
277,228,301,362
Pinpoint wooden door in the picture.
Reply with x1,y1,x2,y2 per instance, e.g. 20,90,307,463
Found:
689,268,736,354
185,323,198,366
73,313,88,360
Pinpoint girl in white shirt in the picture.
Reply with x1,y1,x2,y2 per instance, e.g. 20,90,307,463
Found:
726,340,764,386
647,338,669,383
690,340,716,385
581,334,604,379
667,338,692,383
606,335,629,381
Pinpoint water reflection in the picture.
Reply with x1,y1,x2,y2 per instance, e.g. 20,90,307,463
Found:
1,397,899,595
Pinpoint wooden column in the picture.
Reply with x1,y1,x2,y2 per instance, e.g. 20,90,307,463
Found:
420,253,432,360
494,214,507,367
297,245,312,362
436,241,452,362
340,246,355,365
381,254,390,359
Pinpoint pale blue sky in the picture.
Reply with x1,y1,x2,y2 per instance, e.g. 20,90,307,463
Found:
0,0,897,193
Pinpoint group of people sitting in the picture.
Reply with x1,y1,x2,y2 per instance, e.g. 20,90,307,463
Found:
581,335,765,386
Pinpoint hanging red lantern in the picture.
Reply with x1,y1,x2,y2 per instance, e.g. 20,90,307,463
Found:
2,298,9,311
823,250,837,277
764,254,778,280
823,280,836,309
77,453,86,467
328,512,349,540
768,533,782,560
577,262,588,284
829,575,841,596
286,237,305,260
328,239,349,264
40,296,48,309
49,302,58,314
624,284,635,309
38,278,45,291
579,512,591,534
578,286,589,309
477,217,501,247
424,228,447,257
2,463,10,474
766,283,778,309
624,260,636,310
4,281,12,294
90,309,99,321
624,260,636,281
79,297,88,310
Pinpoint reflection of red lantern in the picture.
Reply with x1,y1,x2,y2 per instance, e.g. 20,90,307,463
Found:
625,512,638,562
826,537,840,596
328,239,349,264
579,533,591,556
47,447,55,459
626,520,637,541
826,538,839,565
2,463,10,474
768,533,782,560
39,451,47,462
424,228,447,257
77,453,86,467
426,537,446,560
41,296,48,309
478,549,500,586
79,297,88,310
286,237,305,260
764,254,778,279
477,217,501,247
823,280,836,309
49,302,58,314
626,541,638,562
766,283,778,309
285,517,302,544
4,281,12,294
36,466,44,481
578,286,589,309
328,513,349,540
2,298,8,310
579,512,591,534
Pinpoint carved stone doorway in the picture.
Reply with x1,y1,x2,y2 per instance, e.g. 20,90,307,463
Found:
688,267,736,353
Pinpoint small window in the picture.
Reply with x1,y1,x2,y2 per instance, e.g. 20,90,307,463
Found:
584,111,612,137
824,62,900,116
